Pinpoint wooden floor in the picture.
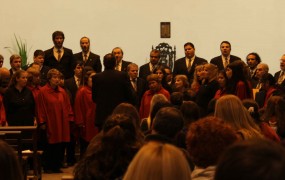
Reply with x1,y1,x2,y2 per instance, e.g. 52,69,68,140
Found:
41,165,74,180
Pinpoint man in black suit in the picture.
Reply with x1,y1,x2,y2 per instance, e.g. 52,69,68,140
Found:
139,49,161,81
44,31,75,79
127,63,147,109
73,37,102,73
274,54,285,94
92,53,135,130
210,41,240,70
173,42,207,83
112,47,131,72
246,52,261,88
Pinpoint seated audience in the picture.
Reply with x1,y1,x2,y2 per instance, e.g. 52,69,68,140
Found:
215,139,285,180
74,114,143,180
262,96,285,141
186,116,237,180
0,140,23,180
215,95,263,140
123,142,192,180
242,99,280,142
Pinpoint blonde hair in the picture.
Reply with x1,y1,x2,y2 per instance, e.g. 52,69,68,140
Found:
203,63,218,83
123,142,192,180
215,95,263,140
191,64,204,92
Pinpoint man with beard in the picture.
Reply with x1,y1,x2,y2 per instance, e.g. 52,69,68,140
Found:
44,31,75,79
210,41,240,71
73,37,102,73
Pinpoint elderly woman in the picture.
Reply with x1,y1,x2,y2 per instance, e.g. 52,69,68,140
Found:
37,68,73,173
3,70,35,126
139,74,170,119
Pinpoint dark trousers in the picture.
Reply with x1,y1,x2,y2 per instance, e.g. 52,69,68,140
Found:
43,143,65,171
79,138,89,158
66,133,76,164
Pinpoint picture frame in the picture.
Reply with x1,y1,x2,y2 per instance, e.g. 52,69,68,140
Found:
160,22,171,38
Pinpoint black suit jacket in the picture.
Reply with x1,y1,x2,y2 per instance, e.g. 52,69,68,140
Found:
173,56,207,83
44,47,75,79
92,69,135,128
131,77,147,109
64,77,78,106
139,63,152,81
73,52,102,73
210,55,240,71
274,71,285,93
121,60,132,72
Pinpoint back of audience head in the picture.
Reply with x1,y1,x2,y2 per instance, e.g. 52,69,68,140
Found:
186,116,237,168
180,101,200,126
149,94,168,117
242,99,261,124
0,140,23,180
9,69,27,87
152,107,184,139
215,95,262,139
81,69,95,87
263,96,285,138
215,139,285,180
170,92,184,108
112,103,140,129
123,141,192,180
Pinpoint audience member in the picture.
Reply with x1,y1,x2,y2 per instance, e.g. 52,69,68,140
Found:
145,107,184,145
73,36,102,73
186,116,237,180
139,49,160,81
262,96,285,140
44,31,75,79
210,41,240,70
215,139,285,180
173,42,207,83
123,142,192,180
112,47,131,72
74,114,143,180
242,99,280,142
0,140,23,180
215,95,263,140
3,70,35,126
92,53,135,130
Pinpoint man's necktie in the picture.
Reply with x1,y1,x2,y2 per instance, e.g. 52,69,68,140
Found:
57,49,61,61
132,79,137,92
84,53,88,62
225,57,229,68
187,58,192,72
278,71,284,84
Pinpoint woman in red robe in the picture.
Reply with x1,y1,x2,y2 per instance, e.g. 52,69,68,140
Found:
37,69,74,173
74,70,98,157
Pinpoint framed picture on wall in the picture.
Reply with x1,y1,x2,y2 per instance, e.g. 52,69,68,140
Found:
160,22,171,38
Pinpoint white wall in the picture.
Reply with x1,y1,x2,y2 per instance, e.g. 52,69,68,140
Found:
0,0,284,73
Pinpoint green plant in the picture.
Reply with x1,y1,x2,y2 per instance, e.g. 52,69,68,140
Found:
4,34,31,68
